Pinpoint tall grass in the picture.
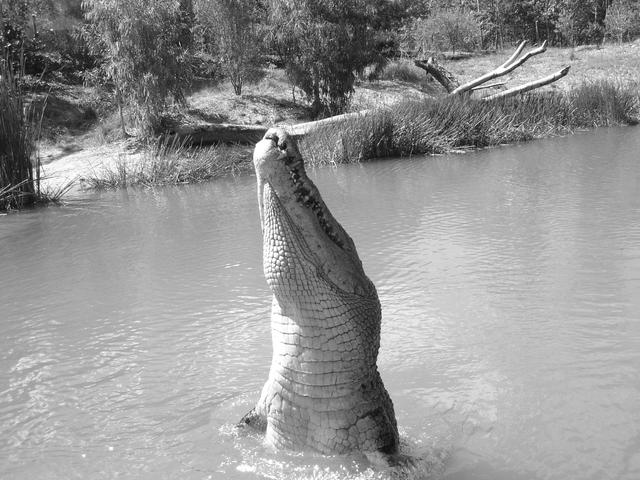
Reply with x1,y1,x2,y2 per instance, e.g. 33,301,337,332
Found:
0,60,39,210
301,80,640,165
83,136,253,189
0,60,71,210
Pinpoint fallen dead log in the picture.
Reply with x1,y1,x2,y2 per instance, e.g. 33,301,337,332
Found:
167,123,268,145
287,110,373,137
451,40,549,95
164,112,377,146
415,40,570,101
482,66,570,101
414,57,460,93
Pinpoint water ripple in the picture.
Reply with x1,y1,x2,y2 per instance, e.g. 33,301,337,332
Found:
2,127,640,479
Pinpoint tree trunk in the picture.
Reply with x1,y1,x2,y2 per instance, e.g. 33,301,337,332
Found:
414,57,460,93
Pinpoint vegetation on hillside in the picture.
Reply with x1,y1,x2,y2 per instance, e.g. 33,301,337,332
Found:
3,0,639,129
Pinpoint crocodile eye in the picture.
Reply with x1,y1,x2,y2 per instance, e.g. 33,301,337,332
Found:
265,132,279,144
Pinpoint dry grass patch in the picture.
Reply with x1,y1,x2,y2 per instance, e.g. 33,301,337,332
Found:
83,137,253,189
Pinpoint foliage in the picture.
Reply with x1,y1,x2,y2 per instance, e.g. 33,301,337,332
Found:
267,0,385,117
1,0,88,75
196,0,265,95
1,0,44,74
605,0,640,44
81,0,195,134
402,0,633,52
410,6,481,55
545,0,607,45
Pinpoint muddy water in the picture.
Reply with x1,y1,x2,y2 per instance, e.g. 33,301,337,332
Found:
1,127,639,480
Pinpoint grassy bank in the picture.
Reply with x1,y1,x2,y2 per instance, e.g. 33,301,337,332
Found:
84,79,638,188
63,40,640,189
82,138,252,189
83,79,639,188
301,79,640,165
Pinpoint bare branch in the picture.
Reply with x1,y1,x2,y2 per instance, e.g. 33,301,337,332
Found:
501,40,528,69
482,66,570,101
504,40,548,71
471,82,506,91
451,40,548,95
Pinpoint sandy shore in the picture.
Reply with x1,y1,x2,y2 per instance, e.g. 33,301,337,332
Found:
39,143,142,192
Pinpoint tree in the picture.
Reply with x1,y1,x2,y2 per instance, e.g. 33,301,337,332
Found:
81,0,194,134
196,0,264,95
411,6,481,55
267,0,383,116
556,0,609,45
605,0,640,44
0,0,54,73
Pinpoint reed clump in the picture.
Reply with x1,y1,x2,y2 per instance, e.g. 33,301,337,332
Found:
301,80,640,165
0,61,71,210
83,136,252,189
0,61,40,210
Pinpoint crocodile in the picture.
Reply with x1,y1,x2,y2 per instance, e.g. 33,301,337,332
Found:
240,127,399,456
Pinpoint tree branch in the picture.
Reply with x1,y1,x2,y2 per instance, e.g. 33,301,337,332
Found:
482,66,570,101
471,82,506,91
450,40,548,95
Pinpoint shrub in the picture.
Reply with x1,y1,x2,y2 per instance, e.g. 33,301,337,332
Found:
81,0,195,134
409,7,481,56
267,0,384,117
605,0,640,44
202,0,265,96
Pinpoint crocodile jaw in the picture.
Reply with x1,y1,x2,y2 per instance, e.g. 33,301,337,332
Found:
253,132,373,297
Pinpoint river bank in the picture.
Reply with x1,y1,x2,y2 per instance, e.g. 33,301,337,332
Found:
38,40,640,192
